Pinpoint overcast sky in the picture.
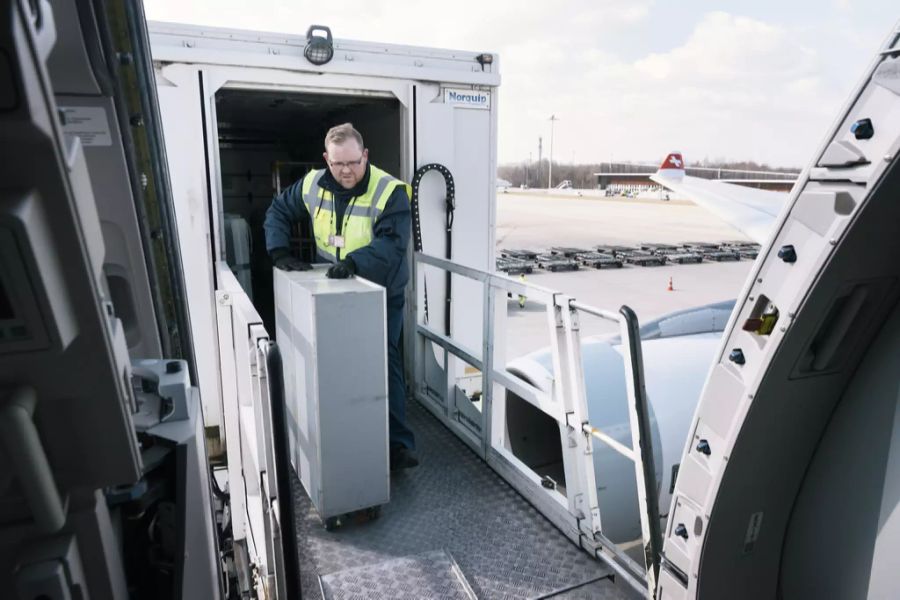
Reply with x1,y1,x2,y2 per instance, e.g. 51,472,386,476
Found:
144,1,895,168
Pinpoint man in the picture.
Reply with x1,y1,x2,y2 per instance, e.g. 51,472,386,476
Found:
264,123,418,471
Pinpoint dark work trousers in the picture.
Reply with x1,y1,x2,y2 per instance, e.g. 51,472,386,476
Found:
387,295,416,450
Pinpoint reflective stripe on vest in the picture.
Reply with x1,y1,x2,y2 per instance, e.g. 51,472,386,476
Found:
300,165,410,263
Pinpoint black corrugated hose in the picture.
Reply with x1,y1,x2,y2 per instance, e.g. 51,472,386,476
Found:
410,164,455,336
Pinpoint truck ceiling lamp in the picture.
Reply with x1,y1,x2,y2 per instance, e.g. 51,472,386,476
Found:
304,25,334,66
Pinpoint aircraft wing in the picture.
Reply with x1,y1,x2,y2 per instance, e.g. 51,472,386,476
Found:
649,152,790,244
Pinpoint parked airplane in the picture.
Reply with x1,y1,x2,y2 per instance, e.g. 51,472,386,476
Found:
651,152,787,244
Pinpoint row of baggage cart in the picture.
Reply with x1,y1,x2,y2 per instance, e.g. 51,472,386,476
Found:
496,241,761,274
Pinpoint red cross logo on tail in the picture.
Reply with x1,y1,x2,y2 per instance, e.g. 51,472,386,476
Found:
661,152,684,170
654,152,686,182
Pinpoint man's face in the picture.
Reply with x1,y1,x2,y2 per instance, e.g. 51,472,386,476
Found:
324,140,368,189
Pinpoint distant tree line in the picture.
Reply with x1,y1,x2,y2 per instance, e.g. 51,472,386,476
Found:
497,158,799,189
497,160,600,189
692,158,799,173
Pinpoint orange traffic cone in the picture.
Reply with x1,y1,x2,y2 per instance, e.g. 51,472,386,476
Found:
667,277,674,291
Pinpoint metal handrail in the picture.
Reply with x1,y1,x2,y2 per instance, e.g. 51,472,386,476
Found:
414,252,563,428
571,299,662,596
258,340,302,600
412,251,663,598
416,252,558,304
554,298,638,585
618,305,663,592
569,299,620,323
583,424,635,461
416,322,483,369
215,263,299,599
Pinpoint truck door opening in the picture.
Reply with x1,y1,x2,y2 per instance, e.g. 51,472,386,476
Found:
214,88,402,332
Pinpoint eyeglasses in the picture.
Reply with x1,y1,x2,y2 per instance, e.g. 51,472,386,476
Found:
328,157,365,170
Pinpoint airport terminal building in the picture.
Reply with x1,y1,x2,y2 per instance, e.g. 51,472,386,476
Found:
594,162,798,195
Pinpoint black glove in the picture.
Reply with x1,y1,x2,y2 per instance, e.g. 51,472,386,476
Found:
326,257,356,279
271,248,311,272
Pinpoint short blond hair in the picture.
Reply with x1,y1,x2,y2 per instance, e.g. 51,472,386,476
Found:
324,123,364,150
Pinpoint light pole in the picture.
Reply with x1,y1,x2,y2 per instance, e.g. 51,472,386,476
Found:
527,152,532,188
537,137,543,189
548,114,558,189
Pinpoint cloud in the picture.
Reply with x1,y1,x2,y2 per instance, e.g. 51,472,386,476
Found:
146,0,651,51
632,13,817,83
143,2,868,168
502,11,845,168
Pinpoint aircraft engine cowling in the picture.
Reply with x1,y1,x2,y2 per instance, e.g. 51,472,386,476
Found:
505,329,724,543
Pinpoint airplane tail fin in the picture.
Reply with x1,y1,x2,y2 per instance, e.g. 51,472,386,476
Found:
657,152,685,181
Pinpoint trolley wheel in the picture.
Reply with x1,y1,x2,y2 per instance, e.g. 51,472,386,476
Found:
324,516,340,531
348,506,381,525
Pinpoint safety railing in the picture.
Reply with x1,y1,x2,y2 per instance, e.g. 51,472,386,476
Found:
413,252,662,598
214,263,295,600
569,301,663,597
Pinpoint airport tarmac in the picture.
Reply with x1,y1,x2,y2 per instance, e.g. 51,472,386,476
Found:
497,190,754,248
497,191,756,359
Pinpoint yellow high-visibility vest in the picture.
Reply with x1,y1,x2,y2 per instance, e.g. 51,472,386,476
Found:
300,165,411,262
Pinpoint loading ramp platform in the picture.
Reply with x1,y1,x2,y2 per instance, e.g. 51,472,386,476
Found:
290,400,634,600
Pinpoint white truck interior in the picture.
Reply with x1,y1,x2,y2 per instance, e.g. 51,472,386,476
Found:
214,87,401,328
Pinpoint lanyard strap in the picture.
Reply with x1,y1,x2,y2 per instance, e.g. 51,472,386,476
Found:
332,193,359,236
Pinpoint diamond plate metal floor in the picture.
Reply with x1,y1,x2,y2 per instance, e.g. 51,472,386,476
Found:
291,400,633,599
320,549,476,600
